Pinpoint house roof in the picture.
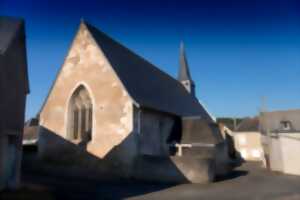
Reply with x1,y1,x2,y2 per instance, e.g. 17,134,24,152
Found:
85,22,212,119
0,16,30,94
0,16,23,55
25,118,39,127
236,117,260,132
261,109,300,133
23,118,39,141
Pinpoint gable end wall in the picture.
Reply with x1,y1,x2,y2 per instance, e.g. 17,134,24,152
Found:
38,23,138,176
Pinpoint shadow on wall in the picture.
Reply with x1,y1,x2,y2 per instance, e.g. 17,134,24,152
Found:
21,152,176,200
37,126,195,184
224,131,245,167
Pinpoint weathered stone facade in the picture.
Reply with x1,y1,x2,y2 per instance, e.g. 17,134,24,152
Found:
39,23,138,175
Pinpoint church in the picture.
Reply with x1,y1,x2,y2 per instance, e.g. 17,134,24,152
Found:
38,20,232,183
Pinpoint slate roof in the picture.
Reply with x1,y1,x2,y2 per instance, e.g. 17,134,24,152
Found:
0,16,23,55
0,16,30,94
261,109,300,133
85,22,212,119
236,117,260,132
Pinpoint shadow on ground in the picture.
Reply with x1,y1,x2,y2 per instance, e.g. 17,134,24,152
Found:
0,146,249,200
3,152,300,200
215,169,248,182
1,148,175,200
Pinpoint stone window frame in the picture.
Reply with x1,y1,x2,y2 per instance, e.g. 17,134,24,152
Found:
66,84,94,144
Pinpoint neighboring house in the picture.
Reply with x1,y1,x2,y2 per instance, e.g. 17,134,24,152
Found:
38,20,231,183
23,117,39,146
0,17,29,190
260,109,300,175
232,117,264,162
260,109,300,134
217,117,244,131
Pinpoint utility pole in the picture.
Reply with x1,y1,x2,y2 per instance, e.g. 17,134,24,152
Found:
260,96,270,169
260,96,269,136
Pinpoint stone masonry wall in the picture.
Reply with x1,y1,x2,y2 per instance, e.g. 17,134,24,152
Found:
39,23,137,175
133,107,175,156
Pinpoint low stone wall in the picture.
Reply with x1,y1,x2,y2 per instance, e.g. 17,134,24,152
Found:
38,125,229,183
215,143,234,176
133,155,215,183
38,126,216,184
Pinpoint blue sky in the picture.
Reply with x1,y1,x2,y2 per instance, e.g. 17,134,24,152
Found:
1,0,300,119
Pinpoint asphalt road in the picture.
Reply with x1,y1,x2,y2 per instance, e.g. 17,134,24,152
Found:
2,150,300,200
129,163,300,200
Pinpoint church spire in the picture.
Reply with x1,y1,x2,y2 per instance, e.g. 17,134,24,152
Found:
178,42,195,96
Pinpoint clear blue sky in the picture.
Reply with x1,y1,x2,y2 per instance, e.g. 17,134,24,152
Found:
2,0,300,119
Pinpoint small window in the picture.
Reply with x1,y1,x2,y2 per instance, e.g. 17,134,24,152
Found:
280,121,292,131
137,110,142,134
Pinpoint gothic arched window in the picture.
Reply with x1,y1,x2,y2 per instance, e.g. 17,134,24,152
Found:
67,85,93,143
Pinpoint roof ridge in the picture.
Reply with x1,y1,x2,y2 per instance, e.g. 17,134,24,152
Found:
262,109,300,114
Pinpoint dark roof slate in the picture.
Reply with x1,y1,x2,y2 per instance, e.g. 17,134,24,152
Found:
85,22,212,119
0,16,29,94
0,16,23,55
260,109,300,133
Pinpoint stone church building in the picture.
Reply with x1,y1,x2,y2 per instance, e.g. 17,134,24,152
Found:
38,20,230,182
0,17,29,190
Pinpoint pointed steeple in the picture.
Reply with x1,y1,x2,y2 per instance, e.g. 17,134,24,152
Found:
178,42,192,81
178,42,195,96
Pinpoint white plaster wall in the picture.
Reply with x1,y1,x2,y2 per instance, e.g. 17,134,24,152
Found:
233,132,264,161
269,136,284,172
279,136,300,175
